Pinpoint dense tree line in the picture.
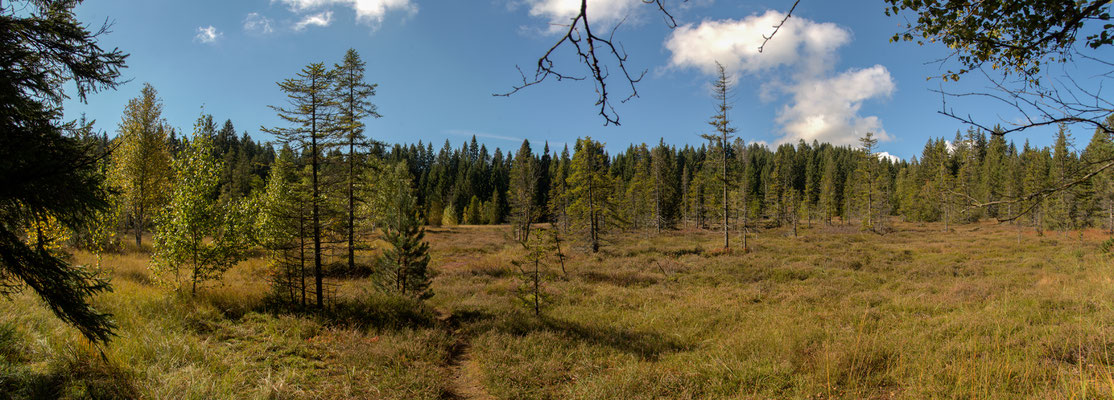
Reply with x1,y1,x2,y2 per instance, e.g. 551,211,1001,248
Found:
5,0,1111,344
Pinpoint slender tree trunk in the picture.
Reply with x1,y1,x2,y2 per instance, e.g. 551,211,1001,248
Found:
311,80,323,310
553,229,567,278
300,215,307,308
588,177,598,253
348,139,356,273
191,237,198,294
866,175,873,231
721,132,729,249
1107,201,1112,235
134,202,143,247
742,211,748,252
533,256,540,316
654,180,662,234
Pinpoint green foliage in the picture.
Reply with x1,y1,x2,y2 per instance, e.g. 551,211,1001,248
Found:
109,83,172,247
257,146,309,306
509,140,538,240
373,163,432,300
567,137,615,253
152,114,251,293
0,0,128,344
885,0,1113,81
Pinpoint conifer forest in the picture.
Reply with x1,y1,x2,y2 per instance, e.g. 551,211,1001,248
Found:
4,0,1114,398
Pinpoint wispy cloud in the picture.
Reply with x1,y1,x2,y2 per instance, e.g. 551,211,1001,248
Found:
293,11,333,31
275,0,416,31
445,129,523,142
194,25,222,44
244,12,274,34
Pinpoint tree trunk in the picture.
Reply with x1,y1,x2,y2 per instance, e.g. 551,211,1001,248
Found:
533,256,540,316
742,211,748,252
300,215,307,307
654,181,662,234
588,177,598,253
722,133,729,249
311,78,323,310
1108,201,1113,235
348,139,356,273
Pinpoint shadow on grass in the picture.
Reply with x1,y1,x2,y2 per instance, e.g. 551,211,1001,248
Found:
0,324,137,400
254,294,440,332
490,313,689,361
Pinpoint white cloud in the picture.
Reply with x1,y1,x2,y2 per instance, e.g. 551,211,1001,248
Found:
244,12,274,34
195,25,222,44
523,0,640,33
665,11,895,146
294,11,333,30
275,0,416,29
777,65,895,146
665,11,849,76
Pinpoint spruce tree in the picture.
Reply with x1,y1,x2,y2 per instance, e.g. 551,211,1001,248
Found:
509,140,538,241
567,137,613,253
0,0,129,343
374,163,431,299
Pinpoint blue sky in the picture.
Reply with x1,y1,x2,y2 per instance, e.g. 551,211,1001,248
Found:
62,0,1082,160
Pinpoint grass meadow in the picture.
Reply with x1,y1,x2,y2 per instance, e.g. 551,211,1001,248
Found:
4,221,1114,399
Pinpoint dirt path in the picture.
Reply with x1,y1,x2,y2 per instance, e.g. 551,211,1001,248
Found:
439,310,495,400
443,339,494,400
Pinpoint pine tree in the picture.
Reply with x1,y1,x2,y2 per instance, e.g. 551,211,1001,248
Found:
258,146,310,306
701,62,737,248
857,132,880,231
374,162,431,299
982,131,1008,217
650,139,676,233
819,152,838,225
509,140,538,241
0,0,125,341
333,48,381,273
263,62,338,309
548,145,572,232
1023,145,1051,234
1047,125,1076,231
567,137,613,253
1084,116,1114,233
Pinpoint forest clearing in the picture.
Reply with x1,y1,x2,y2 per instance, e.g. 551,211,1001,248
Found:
5,0,1114,398
5,221,1114,399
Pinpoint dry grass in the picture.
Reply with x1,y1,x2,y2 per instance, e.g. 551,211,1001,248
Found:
3,220,1114,398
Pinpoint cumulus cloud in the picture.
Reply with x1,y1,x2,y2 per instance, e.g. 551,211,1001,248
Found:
275,0,416,29
195,25,222,43
244,12,274,34
523,0,640,33
294,11,333,30
777,65,895,145
665,11,895,146
665,11,849,76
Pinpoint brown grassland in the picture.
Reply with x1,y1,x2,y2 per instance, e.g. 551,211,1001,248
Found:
4,221,1114,399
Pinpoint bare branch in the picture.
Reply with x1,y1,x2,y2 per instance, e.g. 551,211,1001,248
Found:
759,0,801,53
